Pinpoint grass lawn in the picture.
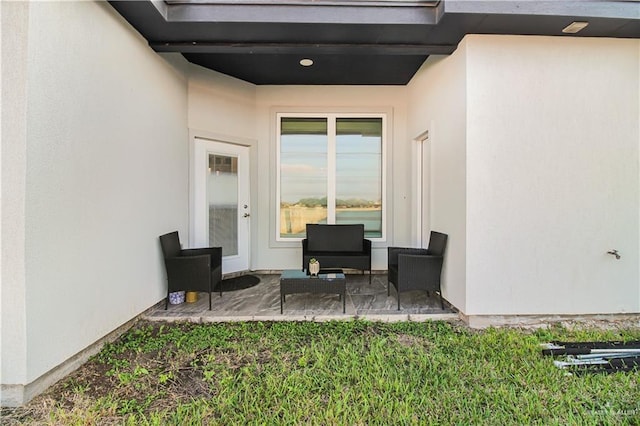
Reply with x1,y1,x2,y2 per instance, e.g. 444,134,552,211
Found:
3,320,640,425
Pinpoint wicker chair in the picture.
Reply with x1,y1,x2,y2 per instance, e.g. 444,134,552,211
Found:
387,231,448,310
159,231,222,310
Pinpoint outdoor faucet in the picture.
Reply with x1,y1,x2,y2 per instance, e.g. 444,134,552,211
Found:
607,250,621,260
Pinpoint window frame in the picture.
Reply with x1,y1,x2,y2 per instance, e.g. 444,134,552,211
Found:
275,112,387,243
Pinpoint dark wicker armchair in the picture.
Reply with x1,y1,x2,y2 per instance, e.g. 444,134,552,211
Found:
387,231,448,310
159,231,222,310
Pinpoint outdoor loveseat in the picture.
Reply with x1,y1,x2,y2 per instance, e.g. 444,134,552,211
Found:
302,224,372,283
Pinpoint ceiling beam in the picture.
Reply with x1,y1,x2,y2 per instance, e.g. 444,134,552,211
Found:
151,42,457,55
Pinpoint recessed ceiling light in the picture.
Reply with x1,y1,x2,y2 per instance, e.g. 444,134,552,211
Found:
299,58,314,67
562,21,589,34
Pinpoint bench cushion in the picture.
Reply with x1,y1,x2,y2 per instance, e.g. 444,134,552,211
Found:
306,224,364,252
306,251,368,258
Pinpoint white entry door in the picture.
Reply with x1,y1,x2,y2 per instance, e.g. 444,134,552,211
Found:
192,138,250,274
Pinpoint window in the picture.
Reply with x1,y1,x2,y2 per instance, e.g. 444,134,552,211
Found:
277,113,385,240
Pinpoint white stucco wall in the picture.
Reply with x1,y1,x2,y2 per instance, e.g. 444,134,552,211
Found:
1,1,189,404
188,65,257,142
1,0,30,400
407,35,639,318
464,35,640,316
407,43,469,312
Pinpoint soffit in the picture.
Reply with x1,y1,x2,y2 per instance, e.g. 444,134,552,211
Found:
108,0,640,85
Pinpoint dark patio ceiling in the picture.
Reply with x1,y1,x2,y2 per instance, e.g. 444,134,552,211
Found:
108,0,640,85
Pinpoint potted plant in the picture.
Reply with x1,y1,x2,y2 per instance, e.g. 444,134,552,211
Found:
309,258,320,276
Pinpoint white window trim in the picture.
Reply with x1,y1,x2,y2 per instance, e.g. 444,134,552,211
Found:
275,112,387,243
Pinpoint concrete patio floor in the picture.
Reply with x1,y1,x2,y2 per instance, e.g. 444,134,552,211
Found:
143,272,458,323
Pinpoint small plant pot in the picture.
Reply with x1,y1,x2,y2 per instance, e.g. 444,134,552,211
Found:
186,291,199,303
309,261,320,276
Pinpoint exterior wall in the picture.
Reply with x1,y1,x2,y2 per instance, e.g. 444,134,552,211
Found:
465,35,640,316
254,86,410,271
406,43,469,312
1,0,30,404
188,65,257,142
406,35,639,318
1,1,189,405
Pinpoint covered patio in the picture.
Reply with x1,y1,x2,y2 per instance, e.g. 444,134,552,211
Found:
3,0,638,408
145,273,457,322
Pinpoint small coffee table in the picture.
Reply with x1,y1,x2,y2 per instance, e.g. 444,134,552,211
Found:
280,269,346,314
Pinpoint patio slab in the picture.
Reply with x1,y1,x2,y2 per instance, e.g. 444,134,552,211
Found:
143,273,458,323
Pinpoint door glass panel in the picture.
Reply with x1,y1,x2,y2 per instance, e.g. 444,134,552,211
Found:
208,154,238,256
336,118,383,238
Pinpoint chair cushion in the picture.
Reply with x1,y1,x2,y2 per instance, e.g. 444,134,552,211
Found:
159,231,182,259
306,250,368,257
306,224,364,252
427,231,448,256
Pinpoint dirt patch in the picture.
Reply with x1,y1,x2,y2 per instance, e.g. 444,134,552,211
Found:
395,333,433,350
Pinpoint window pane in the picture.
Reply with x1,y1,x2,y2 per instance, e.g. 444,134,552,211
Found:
280,118,328,238
336,118,382,238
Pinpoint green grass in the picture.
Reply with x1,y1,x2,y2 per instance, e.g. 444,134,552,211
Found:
5,320,640,425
